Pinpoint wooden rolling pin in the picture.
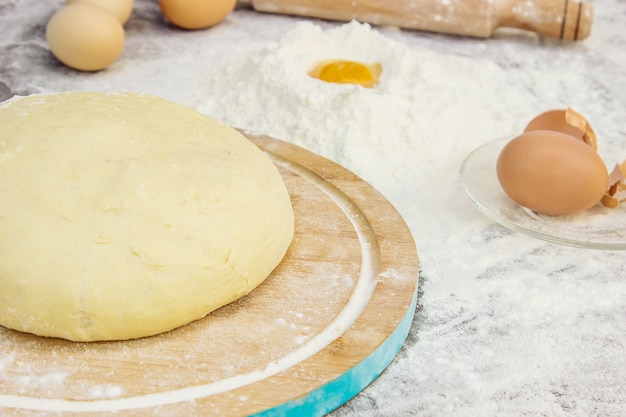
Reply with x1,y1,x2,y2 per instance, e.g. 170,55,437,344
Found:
239,0,594,40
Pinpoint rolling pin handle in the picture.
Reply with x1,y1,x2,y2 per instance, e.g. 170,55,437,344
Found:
497,0,594,41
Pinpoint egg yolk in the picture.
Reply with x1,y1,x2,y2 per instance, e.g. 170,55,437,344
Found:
309,60,382,88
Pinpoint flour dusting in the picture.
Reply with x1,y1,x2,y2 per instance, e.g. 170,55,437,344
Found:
196,20,534,202
192,19,626,417
88,385,124,399
1,2,626,415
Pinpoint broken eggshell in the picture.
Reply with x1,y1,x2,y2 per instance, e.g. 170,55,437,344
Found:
524,107,597,150
602,161,626,208
498,107,626,215
497,108,615,215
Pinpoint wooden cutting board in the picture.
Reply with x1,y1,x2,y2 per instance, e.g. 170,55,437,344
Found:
0,133,419,417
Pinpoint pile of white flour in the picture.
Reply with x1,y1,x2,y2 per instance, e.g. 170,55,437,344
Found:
195,20,537,209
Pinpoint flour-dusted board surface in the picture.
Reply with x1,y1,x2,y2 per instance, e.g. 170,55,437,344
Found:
0,133,419,416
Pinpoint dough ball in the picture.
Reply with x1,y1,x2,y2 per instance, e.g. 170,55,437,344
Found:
0,92,294,342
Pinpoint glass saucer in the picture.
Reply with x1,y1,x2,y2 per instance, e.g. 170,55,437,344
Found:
460,136,626,250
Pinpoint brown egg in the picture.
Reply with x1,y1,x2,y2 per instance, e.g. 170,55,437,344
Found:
496,130,609,215
46,3,125,71
158,0,236,30
65,0,134,24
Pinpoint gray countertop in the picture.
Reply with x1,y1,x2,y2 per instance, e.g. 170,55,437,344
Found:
1,0,625,416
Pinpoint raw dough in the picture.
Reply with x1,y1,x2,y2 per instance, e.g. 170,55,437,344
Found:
0,92,294,341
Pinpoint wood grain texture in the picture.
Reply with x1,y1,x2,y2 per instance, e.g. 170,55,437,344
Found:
0,134,419,416
249,0,593,40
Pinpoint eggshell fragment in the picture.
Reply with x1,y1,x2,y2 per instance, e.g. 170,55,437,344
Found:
46,3,125,71
66,0,134,24
496,130,609,215
524,107,597,150
158,0,236,30
601,161,626,208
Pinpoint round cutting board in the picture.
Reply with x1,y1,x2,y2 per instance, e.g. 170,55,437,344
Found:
0,132,419,417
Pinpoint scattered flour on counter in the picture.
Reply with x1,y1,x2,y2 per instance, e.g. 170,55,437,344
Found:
87,384,124,399
193,23,626,417
195,20,537,202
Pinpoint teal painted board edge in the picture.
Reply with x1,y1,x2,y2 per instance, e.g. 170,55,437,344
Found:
252,286,419,417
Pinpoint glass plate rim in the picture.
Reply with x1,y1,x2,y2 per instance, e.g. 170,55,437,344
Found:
459,136,626,250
